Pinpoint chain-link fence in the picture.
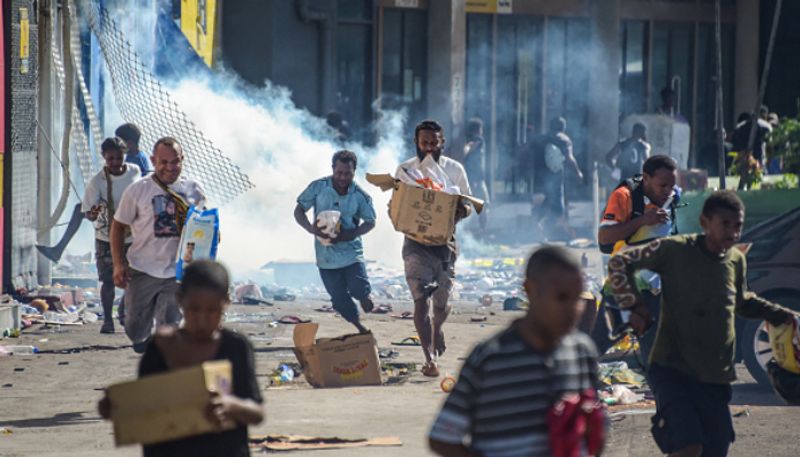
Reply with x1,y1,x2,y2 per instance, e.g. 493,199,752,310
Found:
82,2,254,205
9,1,40,290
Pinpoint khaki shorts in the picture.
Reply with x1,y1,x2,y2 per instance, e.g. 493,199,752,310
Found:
402,239,455,309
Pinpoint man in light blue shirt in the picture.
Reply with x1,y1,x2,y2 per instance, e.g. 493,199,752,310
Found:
294,150,377,333
115,123,152,176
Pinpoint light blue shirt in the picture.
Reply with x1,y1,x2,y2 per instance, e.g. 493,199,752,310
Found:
125,150,152,176
297,177,377,270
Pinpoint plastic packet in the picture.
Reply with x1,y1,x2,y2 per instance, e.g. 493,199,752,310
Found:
176,206,220,281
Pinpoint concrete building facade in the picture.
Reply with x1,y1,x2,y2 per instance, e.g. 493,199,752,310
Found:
198,0,777,202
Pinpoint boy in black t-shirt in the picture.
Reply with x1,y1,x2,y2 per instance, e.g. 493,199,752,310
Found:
99,261,263,456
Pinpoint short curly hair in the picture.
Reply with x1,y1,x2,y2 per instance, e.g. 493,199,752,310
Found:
702,190,744,218
332,150,357,169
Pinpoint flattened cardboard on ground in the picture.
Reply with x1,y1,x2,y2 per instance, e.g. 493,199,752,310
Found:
366,173,484,246
107,360,234,446
292,323,382,388
250,434,402,451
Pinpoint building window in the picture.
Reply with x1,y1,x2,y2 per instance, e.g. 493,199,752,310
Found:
336,23,373,139
620,21,648,120
380,9,428,130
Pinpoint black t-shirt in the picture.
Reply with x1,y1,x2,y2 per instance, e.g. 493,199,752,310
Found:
138,329,263,457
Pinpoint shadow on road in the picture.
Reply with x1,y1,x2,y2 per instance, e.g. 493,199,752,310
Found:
0,412,100,428
731,382,784,407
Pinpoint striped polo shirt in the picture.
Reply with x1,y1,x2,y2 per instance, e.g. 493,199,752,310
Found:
429,325,601,457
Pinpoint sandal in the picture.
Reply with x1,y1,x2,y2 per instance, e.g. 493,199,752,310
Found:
278,315,311,324
372,304,393,314
392,336,421,346
422,361,440,378
391,311,414,320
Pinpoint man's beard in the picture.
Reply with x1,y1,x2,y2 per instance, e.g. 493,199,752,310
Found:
416,147,442,162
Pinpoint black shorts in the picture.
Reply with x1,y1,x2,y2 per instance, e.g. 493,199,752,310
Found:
648,363,735,457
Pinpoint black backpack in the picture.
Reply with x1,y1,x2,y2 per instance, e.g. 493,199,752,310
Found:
599,175,679,254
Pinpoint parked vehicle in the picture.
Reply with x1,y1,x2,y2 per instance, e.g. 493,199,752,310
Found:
737,207,800,387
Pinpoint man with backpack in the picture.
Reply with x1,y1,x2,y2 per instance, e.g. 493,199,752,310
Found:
593,155,679,360
534,117,584,240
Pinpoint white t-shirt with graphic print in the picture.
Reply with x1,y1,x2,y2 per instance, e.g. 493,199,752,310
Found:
82,164,141,242
114,176,206,279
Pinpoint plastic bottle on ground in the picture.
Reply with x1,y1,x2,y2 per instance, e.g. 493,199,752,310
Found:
0,345,38,355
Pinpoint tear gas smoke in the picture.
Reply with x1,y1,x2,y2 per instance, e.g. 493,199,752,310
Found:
167,77,408,282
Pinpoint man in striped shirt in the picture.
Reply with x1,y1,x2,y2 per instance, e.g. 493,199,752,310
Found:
429,246,605,457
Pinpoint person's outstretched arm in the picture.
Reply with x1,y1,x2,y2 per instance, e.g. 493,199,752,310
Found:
735,256,797,325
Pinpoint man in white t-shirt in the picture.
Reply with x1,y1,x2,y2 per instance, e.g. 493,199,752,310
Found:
111,137,206,352
395,120,472,378
83,137,141,334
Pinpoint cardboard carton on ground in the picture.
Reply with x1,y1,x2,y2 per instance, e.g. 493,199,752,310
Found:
366,173,484,246
107,360,234,446
293,323,382,388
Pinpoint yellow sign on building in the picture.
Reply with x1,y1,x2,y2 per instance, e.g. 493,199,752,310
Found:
180,0,218,68
19,8,29,74
466,0,513,14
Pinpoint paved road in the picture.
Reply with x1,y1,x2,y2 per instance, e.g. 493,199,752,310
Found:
1,300,797,456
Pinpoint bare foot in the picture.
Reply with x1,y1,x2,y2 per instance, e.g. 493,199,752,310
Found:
359,295,375,313
422,361,440,378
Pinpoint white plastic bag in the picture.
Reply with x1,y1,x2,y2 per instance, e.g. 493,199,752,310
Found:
316,210,341,246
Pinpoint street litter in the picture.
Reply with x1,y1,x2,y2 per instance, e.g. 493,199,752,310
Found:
378,349,399,359
503,297,527,311
392,336,421,347
371,304,393,314
278,315,311,325
440,374,456,393
269,363,302,387
292,323,381,388
382,362,416,379
1,427,12,435
249,434,402,451
0,345,38,356
733,407,751,418
599,361,645,387
605,385,645,405
391,311,413,320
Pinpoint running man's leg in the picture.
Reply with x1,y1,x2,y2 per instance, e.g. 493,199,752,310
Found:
344,262,374,314
404,252,437,368
153,278,181,327
124,270,162,352
320,267,365,332
95,240,116,333
432,261,454,358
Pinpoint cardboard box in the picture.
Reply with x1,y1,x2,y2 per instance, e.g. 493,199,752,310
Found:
293,323,382,388
107,360,234,446
366,173,484,246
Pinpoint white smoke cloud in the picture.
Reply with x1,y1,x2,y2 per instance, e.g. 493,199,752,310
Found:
167,77,408,281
